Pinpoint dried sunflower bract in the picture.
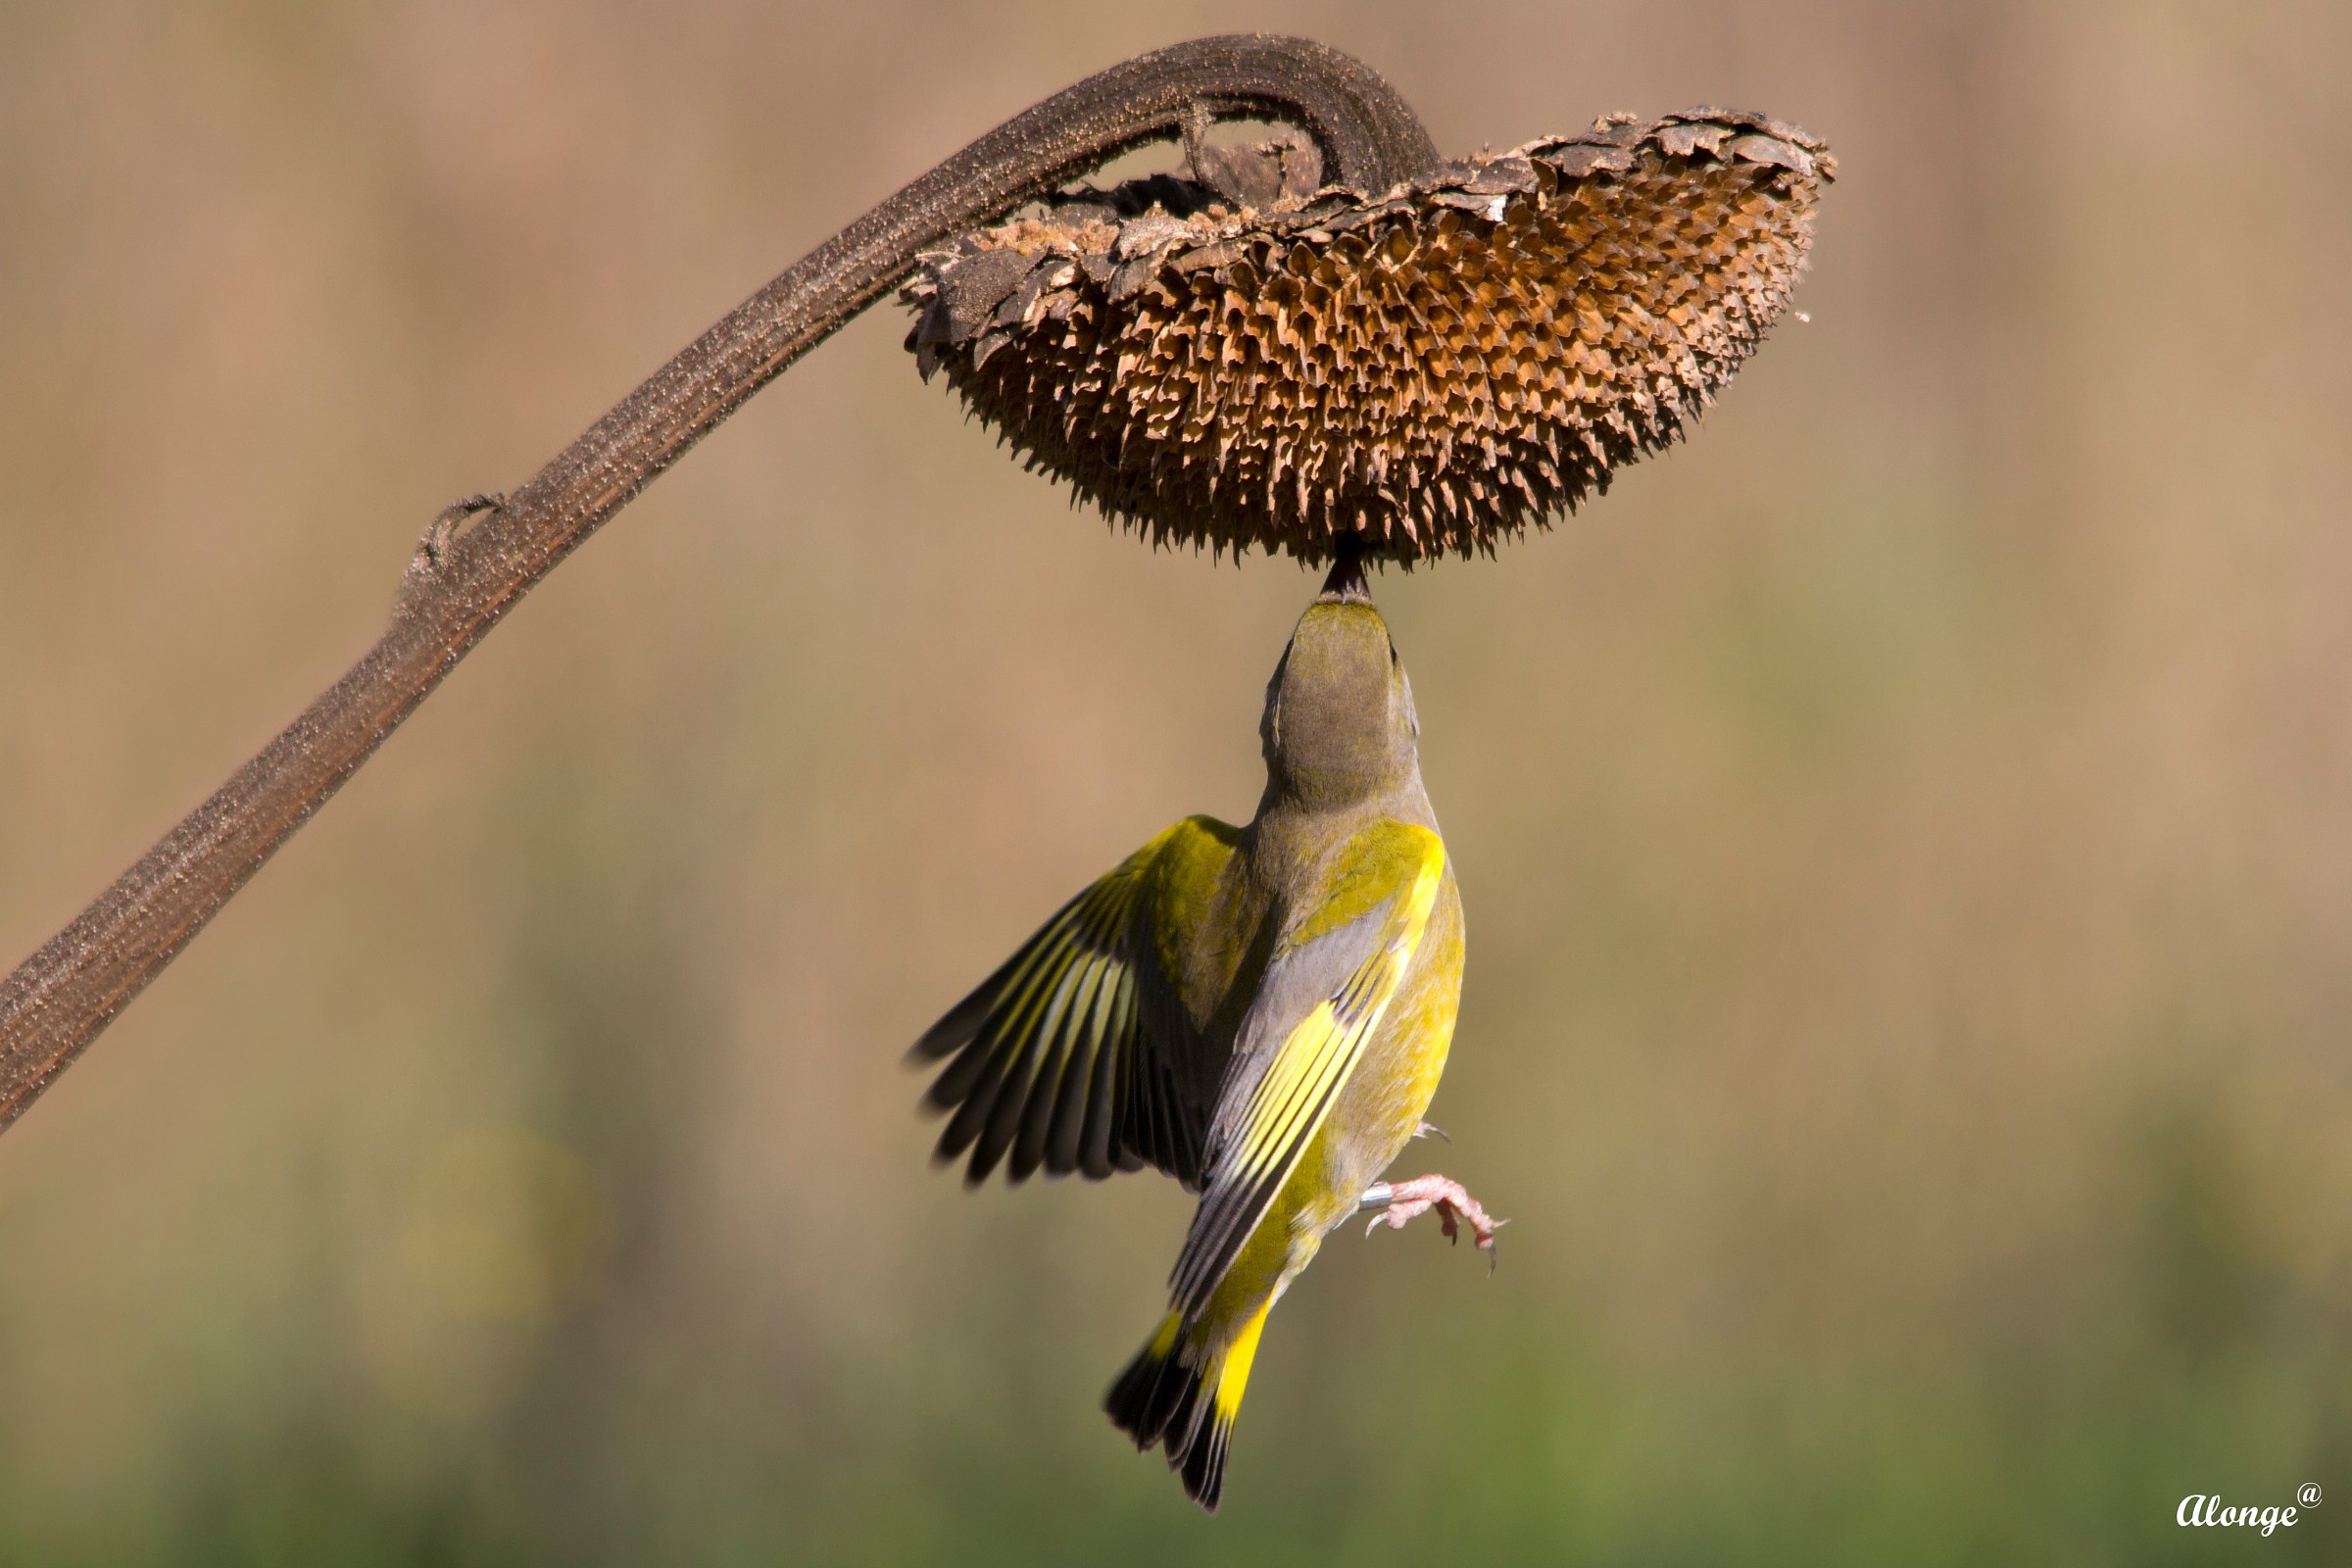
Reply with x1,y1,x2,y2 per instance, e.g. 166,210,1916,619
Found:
904,110,1834,564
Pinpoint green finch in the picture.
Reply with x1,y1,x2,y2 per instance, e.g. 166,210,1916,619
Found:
909,559,1495,1512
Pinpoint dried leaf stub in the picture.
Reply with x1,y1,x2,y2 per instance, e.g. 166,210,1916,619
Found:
904,111,1834,564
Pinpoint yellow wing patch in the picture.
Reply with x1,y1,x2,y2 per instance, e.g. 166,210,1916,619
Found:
1171,821,1446,1317
912,816,1238,1186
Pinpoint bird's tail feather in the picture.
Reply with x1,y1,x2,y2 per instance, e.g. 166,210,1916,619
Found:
1103,1302,1270,1513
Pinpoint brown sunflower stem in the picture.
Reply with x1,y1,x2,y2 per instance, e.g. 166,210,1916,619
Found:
0,35,1439,1135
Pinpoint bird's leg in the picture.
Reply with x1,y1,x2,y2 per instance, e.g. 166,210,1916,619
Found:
1359,1174,1504,1266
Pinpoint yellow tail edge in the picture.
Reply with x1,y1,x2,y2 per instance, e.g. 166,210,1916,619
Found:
1102,1301,1272,1513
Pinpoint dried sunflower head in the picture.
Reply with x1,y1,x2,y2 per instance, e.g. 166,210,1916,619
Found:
904,110,1833,565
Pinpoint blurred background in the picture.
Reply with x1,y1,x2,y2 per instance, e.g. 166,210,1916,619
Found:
2,1,2348,1561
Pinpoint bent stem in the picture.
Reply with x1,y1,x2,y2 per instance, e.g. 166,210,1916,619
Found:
0,35,1439,1135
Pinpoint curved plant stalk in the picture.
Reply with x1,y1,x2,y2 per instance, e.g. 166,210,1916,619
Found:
0,35,1439,1135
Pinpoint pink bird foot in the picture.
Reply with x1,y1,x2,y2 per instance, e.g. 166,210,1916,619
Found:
1360,1174,1505,1269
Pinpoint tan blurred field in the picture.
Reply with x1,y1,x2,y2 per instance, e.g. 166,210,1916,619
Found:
2,2,2348,1561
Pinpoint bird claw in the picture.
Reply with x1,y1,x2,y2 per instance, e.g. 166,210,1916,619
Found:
1360,1174,1503,1271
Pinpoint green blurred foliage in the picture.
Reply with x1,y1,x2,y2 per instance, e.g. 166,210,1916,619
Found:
2,0,2349,1561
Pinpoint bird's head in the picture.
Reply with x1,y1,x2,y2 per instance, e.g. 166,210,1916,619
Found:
1260,561,1419,808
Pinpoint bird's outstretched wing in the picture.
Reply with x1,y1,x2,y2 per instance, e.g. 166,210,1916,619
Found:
1169,819,1446,1319
911,816,1242,1187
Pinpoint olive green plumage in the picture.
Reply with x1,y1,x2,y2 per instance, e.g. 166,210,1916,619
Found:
910,579,1464,1512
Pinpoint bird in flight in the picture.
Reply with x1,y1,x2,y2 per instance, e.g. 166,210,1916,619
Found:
909,555,1499,1511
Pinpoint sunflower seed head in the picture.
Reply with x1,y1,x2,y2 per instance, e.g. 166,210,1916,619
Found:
905,110,1834,564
